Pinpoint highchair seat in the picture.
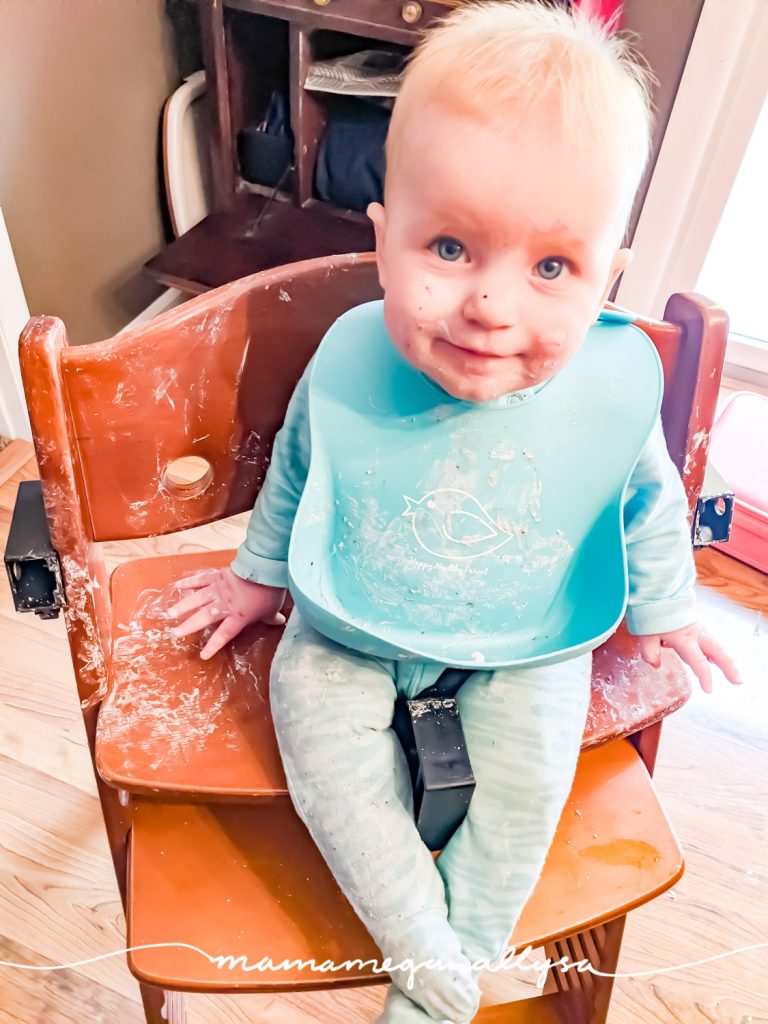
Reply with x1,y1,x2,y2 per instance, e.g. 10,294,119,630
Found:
96,550,692,798
97,550,287,798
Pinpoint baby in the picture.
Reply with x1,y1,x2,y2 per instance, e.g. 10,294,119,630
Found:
170,3,739,1021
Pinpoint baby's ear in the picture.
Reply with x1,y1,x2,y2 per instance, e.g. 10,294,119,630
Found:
599,247,633,309
367,202,388,289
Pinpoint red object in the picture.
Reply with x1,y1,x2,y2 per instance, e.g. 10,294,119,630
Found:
711,391,768,573
574,0,623,28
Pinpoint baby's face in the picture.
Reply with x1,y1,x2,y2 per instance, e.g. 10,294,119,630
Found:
368,104,634,402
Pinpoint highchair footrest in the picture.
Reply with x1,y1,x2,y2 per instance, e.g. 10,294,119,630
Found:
127,798,382,991
125,738,683,992
474,989,593,1024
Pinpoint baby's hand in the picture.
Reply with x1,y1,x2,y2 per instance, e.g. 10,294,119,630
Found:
638,623,742,693
167,567,286,660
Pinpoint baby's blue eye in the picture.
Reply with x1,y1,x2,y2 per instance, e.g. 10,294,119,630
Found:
433,237,466,262
536,257,565,280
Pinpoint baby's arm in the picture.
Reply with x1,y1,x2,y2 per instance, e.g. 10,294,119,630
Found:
623,419,741,691
168,362,313,658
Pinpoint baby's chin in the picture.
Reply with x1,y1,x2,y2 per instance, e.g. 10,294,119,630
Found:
427,368,536,404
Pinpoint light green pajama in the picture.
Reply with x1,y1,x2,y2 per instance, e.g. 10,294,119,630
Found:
270,608,592,1023
232,351,696,1022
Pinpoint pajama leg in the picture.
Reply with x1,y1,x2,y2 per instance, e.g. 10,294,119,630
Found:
270,610,481,1023
436,654,593,966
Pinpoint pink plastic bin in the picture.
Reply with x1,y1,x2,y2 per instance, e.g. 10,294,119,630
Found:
710,392,768,573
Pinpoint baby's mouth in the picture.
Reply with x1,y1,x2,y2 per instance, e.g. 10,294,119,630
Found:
435,337,503,360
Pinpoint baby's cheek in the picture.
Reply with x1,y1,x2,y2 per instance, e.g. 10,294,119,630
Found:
382,303,430,367
527,331,565,375
402,273,459,322
384,272,464,371
531,319,585,373
537,324,568,351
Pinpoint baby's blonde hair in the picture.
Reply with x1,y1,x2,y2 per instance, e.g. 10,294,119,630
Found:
387,1,654,220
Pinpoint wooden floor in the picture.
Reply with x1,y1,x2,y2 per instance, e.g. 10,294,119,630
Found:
1,439,766,1024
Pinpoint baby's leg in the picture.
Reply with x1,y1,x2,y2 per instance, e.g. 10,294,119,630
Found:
270,610,480,1022
438,654,592,966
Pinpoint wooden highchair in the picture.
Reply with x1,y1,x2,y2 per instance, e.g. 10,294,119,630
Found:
16,253,728,1024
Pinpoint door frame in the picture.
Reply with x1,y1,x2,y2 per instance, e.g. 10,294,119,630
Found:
0,208,31,441
616,0,768,383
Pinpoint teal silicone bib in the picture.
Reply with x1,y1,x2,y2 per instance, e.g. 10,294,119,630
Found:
288,302,662,668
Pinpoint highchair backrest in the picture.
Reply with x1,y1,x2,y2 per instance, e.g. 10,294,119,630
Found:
39,258,384,542
19,256,381,708
19,253,727,711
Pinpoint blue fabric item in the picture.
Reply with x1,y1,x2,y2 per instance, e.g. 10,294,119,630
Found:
232,305,697,642
263,90,292,138
314,97,389,212
288,301,663,666
270,608,592,1021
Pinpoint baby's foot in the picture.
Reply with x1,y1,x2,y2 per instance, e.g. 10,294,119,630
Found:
376,983,473,1024
383,921,480,1022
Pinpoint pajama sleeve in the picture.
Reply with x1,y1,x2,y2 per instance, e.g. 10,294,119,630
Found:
230,361,313,588
622,417,698,636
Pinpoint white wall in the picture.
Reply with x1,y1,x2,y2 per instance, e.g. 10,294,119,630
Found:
0,208,31,441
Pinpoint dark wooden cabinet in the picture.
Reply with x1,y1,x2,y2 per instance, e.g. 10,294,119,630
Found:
146,0,458,294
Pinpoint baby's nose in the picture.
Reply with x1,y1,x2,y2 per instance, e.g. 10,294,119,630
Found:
462,286,518,333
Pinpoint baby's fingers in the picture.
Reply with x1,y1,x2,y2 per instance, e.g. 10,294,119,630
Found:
171,602,223,639
638,634,661,669
263,611,287,627
201,616,248,660
667,637,712,693
167,585,217,620
175,569,221,591
200,610,286,659
699,631,742,686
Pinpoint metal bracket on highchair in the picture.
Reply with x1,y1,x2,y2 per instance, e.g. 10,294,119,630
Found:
4,480,66,619
693,459,734,547
392,668,476,852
